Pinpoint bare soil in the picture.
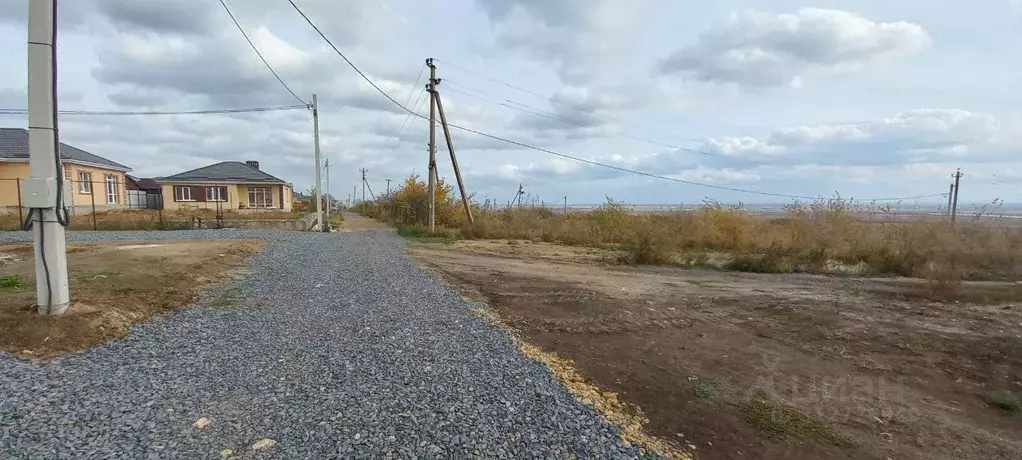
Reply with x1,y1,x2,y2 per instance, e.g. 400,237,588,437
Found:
408,239,1022,460
338,213,392,231
0,239,263,358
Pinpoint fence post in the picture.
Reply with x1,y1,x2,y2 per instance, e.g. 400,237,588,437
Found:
16,178,23,230
90,181,97,230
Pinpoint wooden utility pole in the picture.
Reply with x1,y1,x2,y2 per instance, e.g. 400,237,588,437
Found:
433,88,475,224
360,168,367,213
951,168,962,224
946,182,954,217
324,159,330,225
427,58,438,233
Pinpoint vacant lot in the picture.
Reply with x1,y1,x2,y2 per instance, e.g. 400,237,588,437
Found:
0,239,262,358
409,239,1022,460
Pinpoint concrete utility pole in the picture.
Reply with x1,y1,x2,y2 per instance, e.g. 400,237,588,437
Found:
564,195,568,214
312,94,323,231
427,58,437,233
951,168,962,224
324,158,330,226
361,168,367,213
26,0,70,315
386,179,391,196
352,185,356,207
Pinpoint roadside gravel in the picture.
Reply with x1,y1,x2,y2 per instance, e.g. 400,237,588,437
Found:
0,228,662,459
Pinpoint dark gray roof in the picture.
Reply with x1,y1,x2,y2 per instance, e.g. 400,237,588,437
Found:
160,161,286,184
0,127,131,171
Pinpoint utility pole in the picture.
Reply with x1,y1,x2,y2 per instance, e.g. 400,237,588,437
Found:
432,76,475,223
516,183,524,209
946,182,954,217
26,0,69,315
564,195,567,214
312,94,323,231
386,179,391,196
352,185,357,207
361,168,367,213
324,158,330,226
427,58,438,233
951,168,962,224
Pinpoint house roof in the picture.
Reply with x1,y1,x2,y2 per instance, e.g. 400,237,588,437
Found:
159,161,286,184
0,127,131,171
126,175,162,191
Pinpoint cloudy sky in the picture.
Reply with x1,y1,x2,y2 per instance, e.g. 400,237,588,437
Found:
1,0,1020,205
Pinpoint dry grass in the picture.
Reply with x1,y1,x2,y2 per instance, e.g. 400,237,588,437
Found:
365,177,1022,292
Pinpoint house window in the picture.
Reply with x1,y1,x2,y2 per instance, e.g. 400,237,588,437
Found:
206,186,227,202
105,175,118,204
248,187,273,208
175,186,194,201
78,172,91,193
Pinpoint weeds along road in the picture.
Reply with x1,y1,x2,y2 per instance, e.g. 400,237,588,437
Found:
0,228,660,459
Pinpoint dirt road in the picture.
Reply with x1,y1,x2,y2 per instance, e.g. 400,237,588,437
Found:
409,239,1022,460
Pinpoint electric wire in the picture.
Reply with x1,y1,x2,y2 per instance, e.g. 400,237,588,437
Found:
287,2,948,203
434,57,706,143
218,0,308,106
0,105,309,115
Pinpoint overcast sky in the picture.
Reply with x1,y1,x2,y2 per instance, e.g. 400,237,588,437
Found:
1,0,1020,205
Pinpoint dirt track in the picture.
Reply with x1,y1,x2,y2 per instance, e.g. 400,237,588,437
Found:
409,239,1022,460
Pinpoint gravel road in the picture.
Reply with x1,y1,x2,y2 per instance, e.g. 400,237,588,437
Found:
0,228,661,459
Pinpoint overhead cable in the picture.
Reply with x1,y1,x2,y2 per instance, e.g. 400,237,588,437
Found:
218,0,308,106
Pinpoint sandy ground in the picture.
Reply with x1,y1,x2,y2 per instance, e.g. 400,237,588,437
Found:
408,239,1022,460
0,239,262,358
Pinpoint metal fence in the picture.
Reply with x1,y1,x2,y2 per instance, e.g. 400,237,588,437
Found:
1,177,171,231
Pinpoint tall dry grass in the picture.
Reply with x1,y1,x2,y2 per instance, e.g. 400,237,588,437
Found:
365,175,1022,283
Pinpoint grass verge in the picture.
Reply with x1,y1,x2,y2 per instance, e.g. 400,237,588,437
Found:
741,391,853,447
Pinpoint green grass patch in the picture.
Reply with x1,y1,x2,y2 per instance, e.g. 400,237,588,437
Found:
988,393,1020,413
692,380,718,399
396,224,427,238
0,275,23,290
741,391,853,447
397,224,458,244
213,297,236,307
409,236,457,244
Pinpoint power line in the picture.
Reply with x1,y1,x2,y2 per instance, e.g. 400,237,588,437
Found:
442,83,728,158
218,0,308,106
0,105,309,116
434,57,706,144
287,0,408,110
379,64,428,156
287,8,944,203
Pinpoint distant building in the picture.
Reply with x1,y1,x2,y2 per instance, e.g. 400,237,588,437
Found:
158,160,294,212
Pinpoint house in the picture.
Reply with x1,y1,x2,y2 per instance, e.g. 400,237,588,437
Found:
125,175,163,209
0,127,131,213
158,161,294,212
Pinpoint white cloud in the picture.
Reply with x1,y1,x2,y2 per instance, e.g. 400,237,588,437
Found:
695,109,1017,166
659,8,931,88
475,0,653,83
